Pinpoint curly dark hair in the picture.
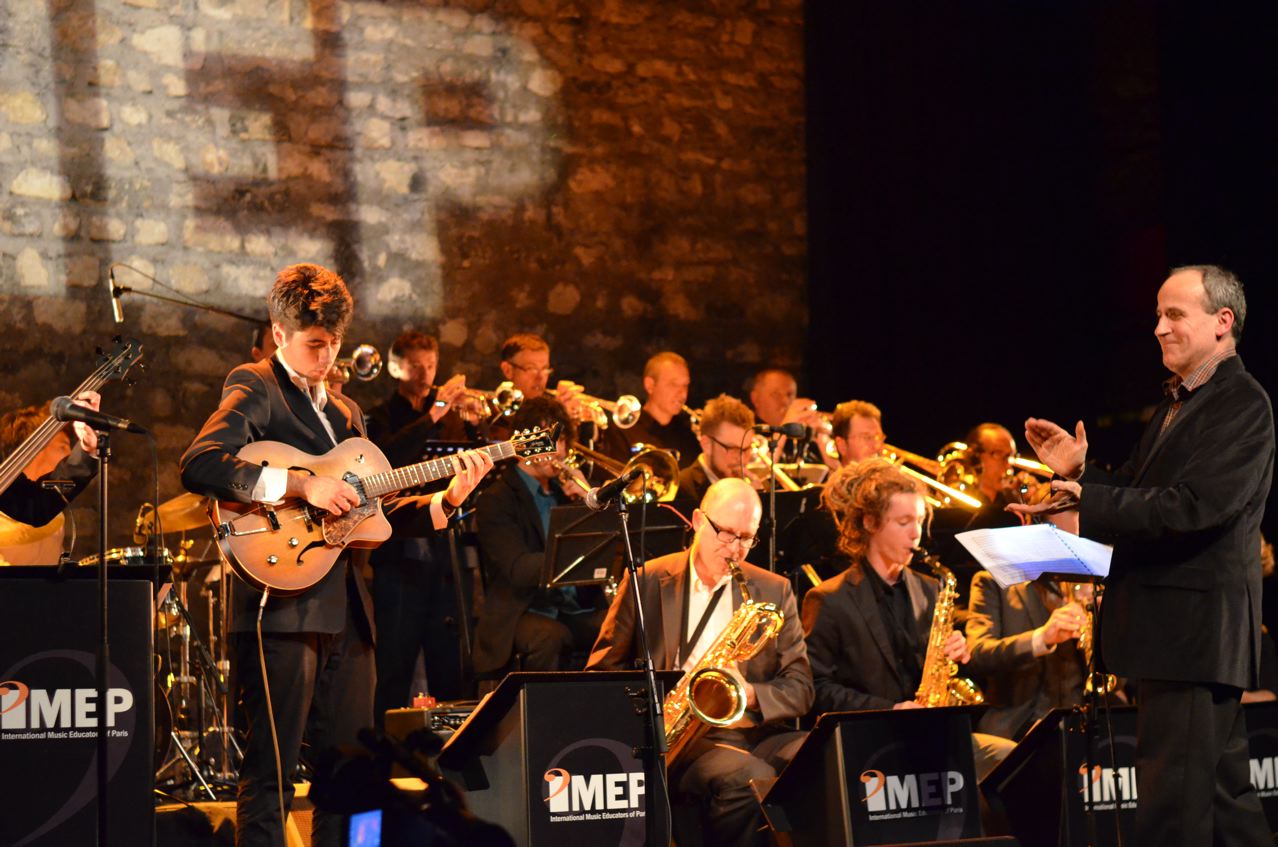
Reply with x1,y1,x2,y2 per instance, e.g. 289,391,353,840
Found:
821,458,928,561
508,395,576,444
268,263,353,336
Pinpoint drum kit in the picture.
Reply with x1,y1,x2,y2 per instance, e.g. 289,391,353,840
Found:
122,491,242,800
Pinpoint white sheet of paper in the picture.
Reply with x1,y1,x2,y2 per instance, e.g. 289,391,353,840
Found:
955,523,1113,589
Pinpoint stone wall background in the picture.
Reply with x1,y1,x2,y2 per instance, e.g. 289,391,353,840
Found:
0,0,805,551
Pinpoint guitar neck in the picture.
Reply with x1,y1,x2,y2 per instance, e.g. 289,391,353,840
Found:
0,365,113,495
361,440,518,498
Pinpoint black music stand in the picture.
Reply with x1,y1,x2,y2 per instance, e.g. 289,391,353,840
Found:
746,488,822,571
542,503,685,588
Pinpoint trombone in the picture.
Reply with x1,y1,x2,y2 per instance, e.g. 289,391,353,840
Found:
881,443,983,511
577,393,642,430
562,441,680,505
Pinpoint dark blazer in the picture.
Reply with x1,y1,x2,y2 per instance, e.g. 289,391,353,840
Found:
179,356,375,638
473,464,563,674
801,558,937,712
1081,356,1274,689
586,550,814,724
0,448,96,527
966,572,1085,739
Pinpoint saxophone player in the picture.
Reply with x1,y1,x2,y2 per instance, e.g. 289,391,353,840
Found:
586,478,812,847
800,459,1012,776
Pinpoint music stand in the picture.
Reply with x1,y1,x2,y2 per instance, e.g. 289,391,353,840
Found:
542,503,685,588
746,488,823,571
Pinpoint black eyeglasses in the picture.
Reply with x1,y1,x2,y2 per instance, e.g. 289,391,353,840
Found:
705,433,748,453
510,363,554,377
702,513,760,550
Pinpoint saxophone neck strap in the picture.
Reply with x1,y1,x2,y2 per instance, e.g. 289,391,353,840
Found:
678,566,729,667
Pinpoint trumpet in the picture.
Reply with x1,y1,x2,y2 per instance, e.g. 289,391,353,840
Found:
431,380,523,421
682,404,702,436
564,441,680,505
330,344,382,383
577,393,642,430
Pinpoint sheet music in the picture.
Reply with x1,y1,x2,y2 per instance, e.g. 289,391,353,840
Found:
955,523,1112,589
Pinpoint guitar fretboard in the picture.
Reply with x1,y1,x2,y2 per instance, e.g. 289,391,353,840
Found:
361,440,517,498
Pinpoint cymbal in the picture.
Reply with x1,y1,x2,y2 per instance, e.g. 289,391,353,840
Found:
0,511,64,547
139,492,210,535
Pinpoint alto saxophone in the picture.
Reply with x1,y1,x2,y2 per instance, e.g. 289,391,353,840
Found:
914,551,984,708
663,560,784,767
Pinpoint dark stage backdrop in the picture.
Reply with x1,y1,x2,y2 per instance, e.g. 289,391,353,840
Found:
805,1,1278,540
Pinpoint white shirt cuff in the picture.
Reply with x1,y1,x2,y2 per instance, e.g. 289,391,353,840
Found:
253,466,288,503
1031,626,1056,657
429,490,450,530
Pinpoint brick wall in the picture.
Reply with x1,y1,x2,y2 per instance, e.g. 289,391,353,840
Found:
0,0,804,549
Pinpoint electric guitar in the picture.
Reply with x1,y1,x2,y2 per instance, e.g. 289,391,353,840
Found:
210,425,559,595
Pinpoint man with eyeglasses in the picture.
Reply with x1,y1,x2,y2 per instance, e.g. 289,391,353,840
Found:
498,333,590,438
674,393,755,514
587,478,813,847
830,399,886,466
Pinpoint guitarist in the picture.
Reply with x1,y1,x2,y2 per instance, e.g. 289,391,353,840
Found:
0,392,101,529
179,263,493,847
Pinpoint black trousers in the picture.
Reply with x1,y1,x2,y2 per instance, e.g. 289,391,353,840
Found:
372,538,463,721
1135,679,1273,847
675,727,807,847
232,612,374,847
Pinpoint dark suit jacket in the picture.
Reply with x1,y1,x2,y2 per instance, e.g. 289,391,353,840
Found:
586,550,814,724
0,448,97,527
1082,356,1274,689
473,464,563,674
966,572,1085,739
801,558,938,712
179,356,376,638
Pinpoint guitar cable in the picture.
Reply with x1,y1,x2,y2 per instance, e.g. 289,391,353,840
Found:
256,587,287,846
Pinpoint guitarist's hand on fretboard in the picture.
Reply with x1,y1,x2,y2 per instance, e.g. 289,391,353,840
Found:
442,447,496,507
287,472,361,516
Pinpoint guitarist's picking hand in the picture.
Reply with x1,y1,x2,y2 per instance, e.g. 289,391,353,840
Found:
445,448,495,508
300,475,361,516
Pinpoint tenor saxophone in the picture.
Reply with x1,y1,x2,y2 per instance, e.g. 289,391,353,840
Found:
663,560,784,767
914,551,984,708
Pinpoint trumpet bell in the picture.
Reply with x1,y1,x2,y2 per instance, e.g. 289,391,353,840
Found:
620,446,680,504
613,394,641,429
332,343,382,383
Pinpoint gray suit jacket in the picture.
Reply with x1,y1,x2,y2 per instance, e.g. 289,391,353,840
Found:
586,550,814,724
966,572,1085,739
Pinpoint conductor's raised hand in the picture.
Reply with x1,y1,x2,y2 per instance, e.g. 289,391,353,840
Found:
1024,417,1088,479
444,447,495,507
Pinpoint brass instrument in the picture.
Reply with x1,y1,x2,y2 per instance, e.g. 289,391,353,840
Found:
330,344,382,383
747,436,802,492
881,444,983,511
577,392,642,430
664,560,784,767
1065,582,1118,695
430,381,523,422
565,441,680,505
914,550,984,707
682,404,702,436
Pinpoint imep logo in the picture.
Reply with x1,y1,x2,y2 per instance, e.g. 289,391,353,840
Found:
861,768,965,814
543,767,645,814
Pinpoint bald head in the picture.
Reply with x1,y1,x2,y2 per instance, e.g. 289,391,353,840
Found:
700,478,762,528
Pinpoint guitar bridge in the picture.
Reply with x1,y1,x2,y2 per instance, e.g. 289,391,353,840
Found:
263,505,281,531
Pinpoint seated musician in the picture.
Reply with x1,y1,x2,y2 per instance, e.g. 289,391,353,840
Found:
786,399,887,580
602,351,700,469
801,459,1011,777
0,394,100,530
749,367,830,466
674,393,755,511
366,330,476,713
965,571,1090,740
962,422,1027,531
180,263,494,847
473,396,605,680
587,477,812,847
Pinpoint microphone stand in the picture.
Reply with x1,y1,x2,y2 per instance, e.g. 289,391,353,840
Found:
109,263,261,325
614,493,670,847
93,426,112,846
765,432,780,572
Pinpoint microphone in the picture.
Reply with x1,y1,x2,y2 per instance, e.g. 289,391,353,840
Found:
753,422,810,439
107,267,124,324
584,466,644,511
51,395,146,434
